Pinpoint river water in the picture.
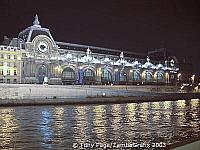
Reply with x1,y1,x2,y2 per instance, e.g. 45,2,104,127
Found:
0,99,199,150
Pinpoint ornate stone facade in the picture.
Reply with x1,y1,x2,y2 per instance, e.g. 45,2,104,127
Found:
0,14,179,85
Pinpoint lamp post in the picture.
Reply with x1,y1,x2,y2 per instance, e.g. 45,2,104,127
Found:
124,73,127,90
165,72,169,85
177,73,181,85
156,73,158,92
191,74,195,85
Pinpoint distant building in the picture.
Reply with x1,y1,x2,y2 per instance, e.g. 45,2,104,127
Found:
178,61,193,85
0,14,179,85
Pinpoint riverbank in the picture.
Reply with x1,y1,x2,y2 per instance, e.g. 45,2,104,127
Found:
0,83,181,99
169,136,200,150
0,83,199,106
0,92,199,107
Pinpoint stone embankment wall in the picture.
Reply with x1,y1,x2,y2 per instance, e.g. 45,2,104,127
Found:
0,84,181,99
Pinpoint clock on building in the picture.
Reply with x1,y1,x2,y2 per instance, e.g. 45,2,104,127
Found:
37,41,49,52
170,59,175,67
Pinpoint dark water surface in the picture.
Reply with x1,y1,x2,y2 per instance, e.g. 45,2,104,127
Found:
0,99,200,150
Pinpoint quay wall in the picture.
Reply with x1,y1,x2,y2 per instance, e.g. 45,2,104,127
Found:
0,84,181,99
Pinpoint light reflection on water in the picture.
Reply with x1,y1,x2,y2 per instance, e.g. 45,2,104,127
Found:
0,99,199,149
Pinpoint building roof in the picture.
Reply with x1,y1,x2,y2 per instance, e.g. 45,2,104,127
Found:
18,14,55,43
56,41,147,60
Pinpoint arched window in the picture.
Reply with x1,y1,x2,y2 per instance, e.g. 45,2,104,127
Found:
37,65,48,84
157,72,163,81
84,68,95,83
120,71,127,82
145,71,152,81
101,69,112,83
133,71,140,81
62,67,75,80
38,65,47,76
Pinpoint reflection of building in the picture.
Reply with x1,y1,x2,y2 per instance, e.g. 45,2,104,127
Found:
0,14,179,85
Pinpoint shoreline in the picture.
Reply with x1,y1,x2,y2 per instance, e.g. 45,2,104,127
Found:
0,92,199,107
168,136,200,149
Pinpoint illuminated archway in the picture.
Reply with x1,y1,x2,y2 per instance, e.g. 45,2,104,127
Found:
101,69,112,84
145,71,153,81
133,71,140,81
157,72,164,81
84,68,95,84
37,65,48,84
61,67,76,84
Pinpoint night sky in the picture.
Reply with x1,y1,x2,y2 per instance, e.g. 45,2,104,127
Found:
0,0,200,74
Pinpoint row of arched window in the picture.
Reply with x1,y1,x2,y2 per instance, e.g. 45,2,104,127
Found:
61,67,165,84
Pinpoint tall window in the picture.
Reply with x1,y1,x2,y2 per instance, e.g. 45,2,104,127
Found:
14,62,17,67
133,71,140,81
7,70,10,75
7,79,10,83
101,69,111,81
120,72,126,81
7,62,10,67
157,73,163,81
145,72,152,81
84,69,95,81
62,67,75,79
14,70,17,75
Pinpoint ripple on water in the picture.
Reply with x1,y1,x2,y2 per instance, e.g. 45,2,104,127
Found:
0,99,199,149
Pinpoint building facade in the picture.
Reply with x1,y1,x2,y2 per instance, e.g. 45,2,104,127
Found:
0,14,179,85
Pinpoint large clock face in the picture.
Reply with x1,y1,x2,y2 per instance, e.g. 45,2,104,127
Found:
37,41,49,52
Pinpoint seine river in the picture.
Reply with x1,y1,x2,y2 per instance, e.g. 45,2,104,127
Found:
0,99,199,150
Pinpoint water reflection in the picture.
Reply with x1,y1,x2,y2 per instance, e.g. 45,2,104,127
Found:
0,108,18,150
0,99,199,149
92,105,107,143
73,105,88,143
40,109,53,149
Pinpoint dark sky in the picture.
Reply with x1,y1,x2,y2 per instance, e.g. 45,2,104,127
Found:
0,0,200,74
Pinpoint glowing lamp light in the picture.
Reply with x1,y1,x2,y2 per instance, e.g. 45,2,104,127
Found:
178,73,181,78
17,56,21,60
114,69,118,72
130,69,133,73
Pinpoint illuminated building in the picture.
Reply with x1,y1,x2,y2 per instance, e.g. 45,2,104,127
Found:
0,14,179,85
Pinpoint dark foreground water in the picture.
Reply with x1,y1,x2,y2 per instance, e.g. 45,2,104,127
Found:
0,99,200,150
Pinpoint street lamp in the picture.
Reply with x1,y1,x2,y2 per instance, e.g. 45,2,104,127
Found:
124,73,127,90
177,73,181,85
191,74,195,85
165,72,169,84
177,73,181,81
